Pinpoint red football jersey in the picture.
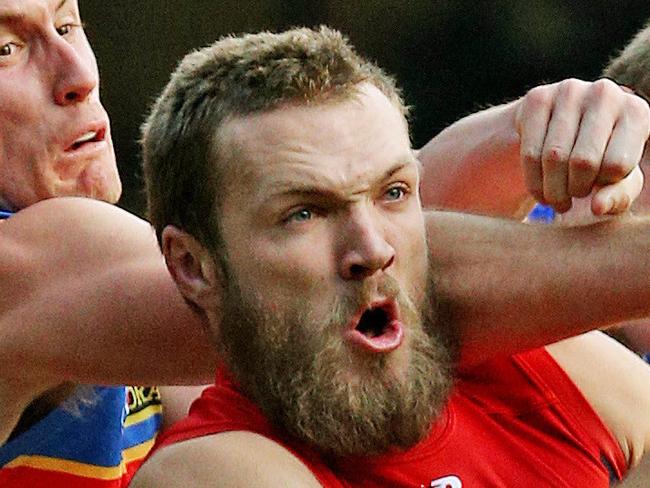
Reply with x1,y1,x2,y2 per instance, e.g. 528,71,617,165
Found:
154,348,625,487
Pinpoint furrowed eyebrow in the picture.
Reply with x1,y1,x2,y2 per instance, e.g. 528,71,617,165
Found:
267,158,418,202
384,160,416,179
0,11,23,24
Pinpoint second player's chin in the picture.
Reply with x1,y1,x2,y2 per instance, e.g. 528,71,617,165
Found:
52,177,121,203
83,166,122,203
91,182,122,204
46,183,98,201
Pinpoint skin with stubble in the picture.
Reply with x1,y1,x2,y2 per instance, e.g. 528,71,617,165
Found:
199,84,457,456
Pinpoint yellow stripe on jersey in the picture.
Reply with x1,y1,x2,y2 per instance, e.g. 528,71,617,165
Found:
4,455,125,480
3,438,155,480
123,402,163,427
122,438,155,464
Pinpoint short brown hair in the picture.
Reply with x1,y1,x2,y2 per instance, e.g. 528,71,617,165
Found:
142,26,407,251
603,19,650,99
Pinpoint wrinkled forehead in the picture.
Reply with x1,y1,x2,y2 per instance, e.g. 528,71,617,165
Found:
0,0,77,25
218,83,414,187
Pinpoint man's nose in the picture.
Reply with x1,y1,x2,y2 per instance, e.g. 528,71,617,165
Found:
337,207,395,281
52,38,98,106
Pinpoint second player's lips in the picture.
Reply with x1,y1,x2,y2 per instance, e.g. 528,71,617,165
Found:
63,121,108,153
57,122,111,173
344,299,404,353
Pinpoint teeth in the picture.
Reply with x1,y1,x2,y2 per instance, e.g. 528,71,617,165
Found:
73,131,97,145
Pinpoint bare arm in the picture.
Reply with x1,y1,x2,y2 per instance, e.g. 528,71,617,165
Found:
547,332,650,470
132,209,650,486
130,432,321,488
6,78,641,387
426,210,650,366
8,199,650,387
418,101,530,217
0,197,217,389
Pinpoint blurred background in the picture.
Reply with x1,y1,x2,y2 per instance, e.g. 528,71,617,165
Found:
80,0,650,214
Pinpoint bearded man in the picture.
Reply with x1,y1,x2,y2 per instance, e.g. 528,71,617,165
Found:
132,27,650,486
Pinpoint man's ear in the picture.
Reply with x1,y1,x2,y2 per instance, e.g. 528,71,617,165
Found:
162,225,220,313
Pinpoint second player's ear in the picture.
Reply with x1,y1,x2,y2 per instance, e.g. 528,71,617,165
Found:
162,225,220,312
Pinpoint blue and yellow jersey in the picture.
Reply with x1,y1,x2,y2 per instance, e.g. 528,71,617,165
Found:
0,386,161,487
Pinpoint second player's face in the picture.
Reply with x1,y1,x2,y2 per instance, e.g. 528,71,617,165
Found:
0,0,121,210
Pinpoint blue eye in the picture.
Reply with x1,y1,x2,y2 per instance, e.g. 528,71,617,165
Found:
288,208,313,222
385,186,406,201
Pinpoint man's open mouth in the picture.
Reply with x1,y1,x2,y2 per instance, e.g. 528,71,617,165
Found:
345,300,404,353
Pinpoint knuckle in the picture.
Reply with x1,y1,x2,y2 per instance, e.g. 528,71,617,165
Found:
609,194,630,214
525,85,552,108
557,78,582,97
548,112,573,130
618,194,632,212
591,78,618,98
542,146,568,169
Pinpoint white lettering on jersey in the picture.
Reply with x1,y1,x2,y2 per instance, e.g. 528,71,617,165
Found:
428,475,462,488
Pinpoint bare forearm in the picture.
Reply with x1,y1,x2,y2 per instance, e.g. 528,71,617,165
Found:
418,101,528,217
0,198,216,388
427,211,650,366
0,261,217,386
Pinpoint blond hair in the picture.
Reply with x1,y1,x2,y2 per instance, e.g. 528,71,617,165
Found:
604,19,650,99
142,26,407,251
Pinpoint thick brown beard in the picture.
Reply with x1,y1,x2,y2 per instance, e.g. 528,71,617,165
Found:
215,272,458,458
